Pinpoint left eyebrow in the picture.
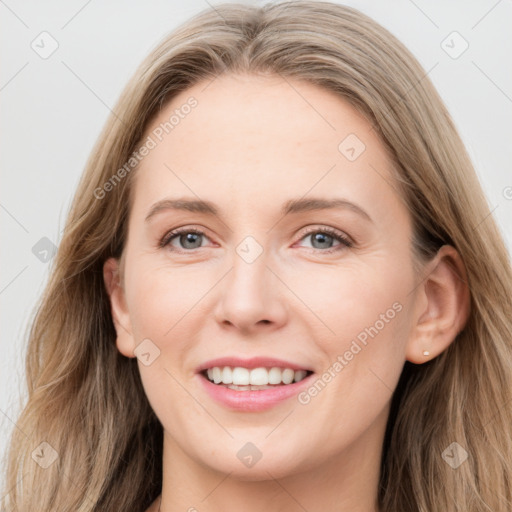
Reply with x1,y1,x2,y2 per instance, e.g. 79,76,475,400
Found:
144,196,373,223
281,197,372,223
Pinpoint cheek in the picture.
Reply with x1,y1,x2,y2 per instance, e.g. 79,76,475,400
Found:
125,257,210,339
123,261,205,421
289,262,412,442
289,255,410,337
286,253,414,397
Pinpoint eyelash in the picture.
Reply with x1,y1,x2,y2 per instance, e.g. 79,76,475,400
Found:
159,226,353,254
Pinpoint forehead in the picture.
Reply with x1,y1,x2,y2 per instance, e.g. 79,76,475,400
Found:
132,73,401,218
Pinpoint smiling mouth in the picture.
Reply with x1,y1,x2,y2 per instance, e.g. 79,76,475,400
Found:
201,366,314,391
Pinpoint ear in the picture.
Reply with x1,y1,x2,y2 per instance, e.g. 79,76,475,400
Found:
406,245,471,364
103,257,136,358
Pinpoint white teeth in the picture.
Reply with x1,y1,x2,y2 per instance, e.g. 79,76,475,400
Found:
204,366,310,386
282,368,294,384
268,367,282,384
249,367,268,385
294,370,307,383
212,367,222,384
226,384,275,391
231,367,250,385
221,366,233,384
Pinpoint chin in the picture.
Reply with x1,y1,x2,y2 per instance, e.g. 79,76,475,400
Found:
202,451,308,482
218,463,295,482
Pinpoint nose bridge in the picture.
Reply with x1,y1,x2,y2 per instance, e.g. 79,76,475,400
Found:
228,236,271,306
214,233,287,330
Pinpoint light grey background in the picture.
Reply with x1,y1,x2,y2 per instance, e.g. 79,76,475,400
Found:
1,0,511,485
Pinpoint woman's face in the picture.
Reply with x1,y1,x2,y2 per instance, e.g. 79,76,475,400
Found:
106,73,427,480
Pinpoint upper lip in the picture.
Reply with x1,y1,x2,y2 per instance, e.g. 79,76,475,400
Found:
196,357,314,373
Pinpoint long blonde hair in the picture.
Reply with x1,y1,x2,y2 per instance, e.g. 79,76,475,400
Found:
2,2,511,510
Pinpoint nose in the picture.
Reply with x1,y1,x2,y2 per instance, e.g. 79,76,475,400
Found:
213,250,288,334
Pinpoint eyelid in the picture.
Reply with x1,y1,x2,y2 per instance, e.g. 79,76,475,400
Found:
159,224,354,252
293,226,353,254
297,225,353,246
159,225,213,250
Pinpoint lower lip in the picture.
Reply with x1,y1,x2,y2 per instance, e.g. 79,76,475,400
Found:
197,372,314,412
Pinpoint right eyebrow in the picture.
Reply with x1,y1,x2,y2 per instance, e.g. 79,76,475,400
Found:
145,199,218,222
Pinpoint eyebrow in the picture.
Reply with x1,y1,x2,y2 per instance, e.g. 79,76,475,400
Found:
144,196,372,223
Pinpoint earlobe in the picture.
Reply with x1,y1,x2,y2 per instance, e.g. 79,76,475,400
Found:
103,257,136,358
406,245,470,364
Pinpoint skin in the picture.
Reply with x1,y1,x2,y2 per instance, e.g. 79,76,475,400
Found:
103,73,470,512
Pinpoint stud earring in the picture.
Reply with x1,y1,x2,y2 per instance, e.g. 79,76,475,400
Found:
422,350,430,357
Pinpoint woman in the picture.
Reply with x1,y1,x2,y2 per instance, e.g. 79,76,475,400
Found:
2,1,511,511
